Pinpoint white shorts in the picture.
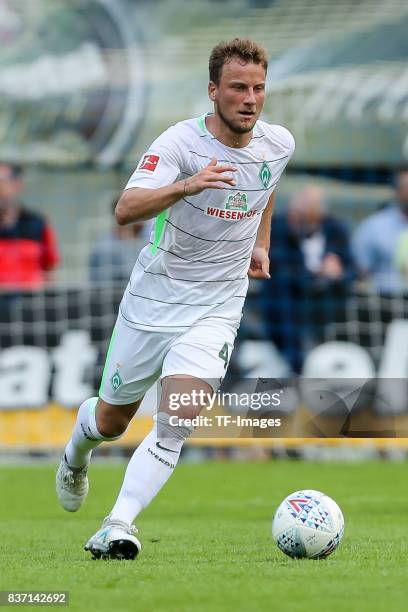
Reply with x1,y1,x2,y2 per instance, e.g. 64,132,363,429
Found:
99,313,238,405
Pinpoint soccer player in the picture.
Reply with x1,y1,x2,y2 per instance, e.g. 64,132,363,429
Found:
56,38,295,560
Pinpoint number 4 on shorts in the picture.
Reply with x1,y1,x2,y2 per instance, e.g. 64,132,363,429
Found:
219,342,229,369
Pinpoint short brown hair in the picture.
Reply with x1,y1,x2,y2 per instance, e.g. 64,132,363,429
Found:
209,38,268,85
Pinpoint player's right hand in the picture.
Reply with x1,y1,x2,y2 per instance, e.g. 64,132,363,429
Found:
183,158,237,195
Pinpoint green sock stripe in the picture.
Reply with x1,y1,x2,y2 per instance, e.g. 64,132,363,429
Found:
99,326,117,394
150,209,169,255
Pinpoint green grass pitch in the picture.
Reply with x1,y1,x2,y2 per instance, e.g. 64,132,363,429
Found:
0,460,406,611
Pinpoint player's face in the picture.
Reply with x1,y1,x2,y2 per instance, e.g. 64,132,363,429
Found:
210,58,266,134
0,165,20,205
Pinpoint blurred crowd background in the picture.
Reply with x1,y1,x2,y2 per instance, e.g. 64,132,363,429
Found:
1,0,408,454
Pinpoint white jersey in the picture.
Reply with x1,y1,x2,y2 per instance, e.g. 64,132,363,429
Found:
120,114,295,332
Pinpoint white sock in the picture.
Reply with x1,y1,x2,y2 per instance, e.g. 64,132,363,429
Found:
64,397,121,468
109,412,193,525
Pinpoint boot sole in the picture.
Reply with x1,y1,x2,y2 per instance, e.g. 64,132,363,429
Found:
85,539,139,561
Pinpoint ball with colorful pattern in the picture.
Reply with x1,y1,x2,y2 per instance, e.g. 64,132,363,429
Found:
272,489,344,559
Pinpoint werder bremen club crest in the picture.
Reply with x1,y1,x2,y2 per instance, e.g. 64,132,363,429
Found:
225,192,248,211
259,161,272,189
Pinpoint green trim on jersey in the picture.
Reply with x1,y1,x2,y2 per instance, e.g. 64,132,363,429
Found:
150,209,169,255
99,326,117,394
197,114,210,135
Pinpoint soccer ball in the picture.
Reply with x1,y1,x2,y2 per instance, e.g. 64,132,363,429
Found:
272,489,344,559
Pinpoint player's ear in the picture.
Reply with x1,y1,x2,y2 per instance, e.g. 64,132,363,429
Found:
208,81,217,102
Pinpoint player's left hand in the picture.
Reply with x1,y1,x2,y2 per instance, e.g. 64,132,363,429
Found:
248,246,270,279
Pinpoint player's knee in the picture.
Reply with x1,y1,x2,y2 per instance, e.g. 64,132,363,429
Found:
96,406,131,438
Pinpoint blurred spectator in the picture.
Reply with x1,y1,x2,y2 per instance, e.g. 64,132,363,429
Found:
0,162,59,291
262,186,355,373
353,167,408,293
89,198,147,285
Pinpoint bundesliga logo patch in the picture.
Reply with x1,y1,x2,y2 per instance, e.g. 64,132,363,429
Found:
138,154,160,172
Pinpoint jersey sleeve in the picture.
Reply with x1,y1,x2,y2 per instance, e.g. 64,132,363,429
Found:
272,124,296,158
125,126,186,190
